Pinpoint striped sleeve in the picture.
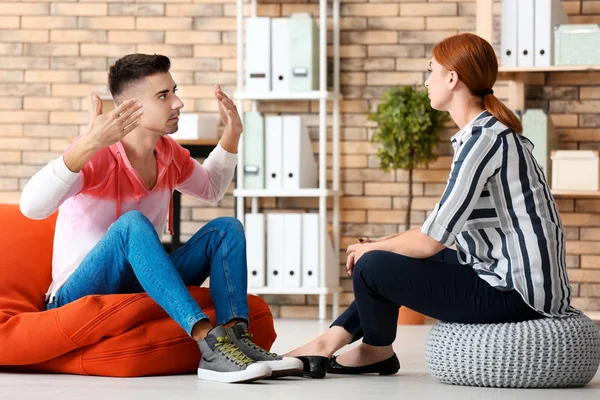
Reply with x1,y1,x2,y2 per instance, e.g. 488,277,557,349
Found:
421,126,502,247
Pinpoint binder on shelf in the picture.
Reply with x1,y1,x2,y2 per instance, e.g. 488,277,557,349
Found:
283,214,302,288
517,0,535,67
265,116,284,190
282,116,318,189
245,213,266,288
534,0,569,67
301,213,319,288
301,213,340,289
245,17,271,93
267,213,285,288
243,111,265,190
522,109,558,184
271,18,290,93
501,0,518,68
288,13,319,92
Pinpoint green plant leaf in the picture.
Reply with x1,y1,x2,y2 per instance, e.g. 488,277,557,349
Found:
369,85,448,172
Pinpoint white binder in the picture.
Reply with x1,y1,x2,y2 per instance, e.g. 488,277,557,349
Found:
243,111,265,190
271,18,289,93
283,214,302,288
301,213,339,289
267,213,285,288
245,17,271,93
501,0,518,68
534,0,569,67
282,116,318,189
288,13,319,92
265,116,283,190
301,213,319,288
517,0,535,67
245,213,266,288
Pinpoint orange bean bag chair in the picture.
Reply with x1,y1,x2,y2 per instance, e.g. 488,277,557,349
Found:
0,204,276,377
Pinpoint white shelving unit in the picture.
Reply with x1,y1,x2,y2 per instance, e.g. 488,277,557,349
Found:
476,0,600,199
477,0,600,113
234,0,342,320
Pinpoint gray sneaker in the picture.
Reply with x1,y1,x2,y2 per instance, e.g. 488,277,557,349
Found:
227,321,303,377
197,325,272,383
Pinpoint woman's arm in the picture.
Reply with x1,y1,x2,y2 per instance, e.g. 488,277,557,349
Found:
369,228,445,258
345,229,445,276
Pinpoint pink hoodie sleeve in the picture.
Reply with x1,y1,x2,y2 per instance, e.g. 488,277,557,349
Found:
174,143,238,203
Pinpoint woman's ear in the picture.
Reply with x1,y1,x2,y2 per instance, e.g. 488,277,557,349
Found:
448,71,459,90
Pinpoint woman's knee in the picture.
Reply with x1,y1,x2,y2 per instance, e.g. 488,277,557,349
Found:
352,250,387,284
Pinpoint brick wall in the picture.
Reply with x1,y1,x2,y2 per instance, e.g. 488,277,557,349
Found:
0,0,599,318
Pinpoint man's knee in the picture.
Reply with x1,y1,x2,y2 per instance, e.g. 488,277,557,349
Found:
113,210,153,232
207,216,244,237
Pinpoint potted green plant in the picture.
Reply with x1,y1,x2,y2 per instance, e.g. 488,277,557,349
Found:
369,85,448,231
369,85,448,325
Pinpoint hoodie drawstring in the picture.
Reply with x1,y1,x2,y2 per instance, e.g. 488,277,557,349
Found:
168,194,174,236
115,146,174,236
116,151,121,221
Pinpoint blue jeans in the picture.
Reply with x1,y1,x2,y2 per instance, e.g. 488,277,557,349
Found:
46,211,249,336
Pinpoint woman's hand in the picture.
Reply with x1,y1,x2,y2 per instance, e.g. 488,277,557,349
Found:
345,242,374,277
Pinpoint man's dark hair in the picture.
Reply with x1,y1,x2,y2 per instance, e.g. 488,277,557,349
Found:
108,54,171,98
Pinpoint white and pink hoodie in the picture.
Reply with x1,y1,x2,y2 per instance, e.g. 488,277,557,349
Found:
20,136,237,302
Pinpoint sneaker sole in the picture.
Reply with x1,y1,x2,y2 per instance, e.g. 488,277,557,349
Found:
268,368,304,378
197,364,272,383
258,358,304,378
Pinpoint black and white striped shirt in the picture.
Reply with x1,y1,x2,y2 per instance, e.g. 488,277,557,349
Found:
421,111,578,317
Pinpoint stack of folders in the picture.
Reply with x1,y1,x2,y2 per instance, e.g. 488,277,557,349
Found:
501,0,568,67
243,112,318,190
245,213,339,289
522,109,558,185
245,13,320,93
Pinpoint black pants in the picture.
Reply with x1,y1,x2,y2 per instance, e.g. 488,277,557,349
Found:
332,249,543,346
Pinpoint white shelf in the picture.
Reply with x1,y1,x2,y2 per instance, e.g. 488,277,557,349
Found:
234,189,339,198
499,65,600,73
551,190,600,198
234,91,338,101
248,286,342,295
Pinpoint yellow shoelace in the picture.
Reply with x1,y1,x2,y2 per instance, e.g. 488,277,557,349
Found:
241,331,278,358
215,336,254,366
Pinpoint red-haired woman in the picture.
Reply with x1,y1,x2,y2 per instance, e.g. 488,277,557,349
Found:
286,33,578,377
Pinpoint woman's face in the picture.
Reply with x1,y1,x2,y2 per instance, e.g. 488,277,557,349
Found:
424,57,454,111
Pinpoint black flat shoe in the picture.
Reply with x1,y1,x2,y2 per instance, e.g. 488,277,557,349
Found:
297,356,329,379
327,354,400,375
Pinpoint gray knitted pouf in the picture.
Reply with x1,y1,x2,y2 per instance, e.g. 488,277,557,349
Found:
425,314,600,388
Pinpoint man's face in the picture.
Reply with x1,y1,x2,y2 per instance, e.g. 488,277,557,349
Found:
121,72,184,136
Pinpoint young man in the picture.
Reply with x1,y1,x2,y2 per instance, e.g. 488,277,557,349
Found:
20,54,302,383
